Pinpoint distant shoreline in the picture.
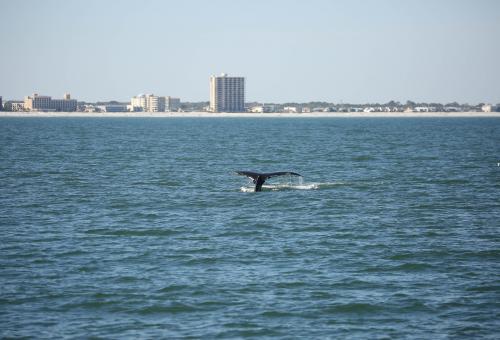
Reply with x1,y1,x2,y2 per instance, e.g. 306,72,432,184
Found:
1,111,500,118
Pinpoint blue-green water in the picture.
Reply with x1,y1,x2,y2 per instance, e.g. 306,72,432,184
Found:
1,117,499,338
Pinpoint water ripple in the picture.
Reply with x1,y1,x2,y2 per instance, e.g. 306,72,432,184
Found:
1,117,499,338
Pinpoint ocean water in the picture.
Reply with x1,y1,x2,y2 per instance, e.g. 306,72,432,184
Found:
1,117,499,338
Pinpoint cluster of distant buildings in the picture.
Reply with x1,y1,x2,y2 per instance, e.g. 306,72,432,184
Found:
0,73,245,113
0,73,499,113
1,93,77,112
81,95,181,113
0,93,182,113
247,104,498,114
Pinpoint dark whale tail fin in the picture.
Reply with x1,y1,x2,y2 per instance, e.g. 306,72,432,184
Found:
235,171,302,192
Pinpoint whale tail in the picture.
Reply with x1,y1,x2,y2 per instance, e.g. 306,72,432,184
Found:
236,171,302,192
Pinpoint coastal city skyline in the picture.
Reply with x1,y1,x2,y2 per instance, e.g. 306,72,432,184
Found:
1,89,497,114
1,0,499,104
2,70,499,107
1,72,498,114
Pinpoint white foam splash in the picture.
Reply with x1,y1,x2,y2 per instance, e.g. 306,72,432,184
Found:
267,183,318,190
240,181,344,192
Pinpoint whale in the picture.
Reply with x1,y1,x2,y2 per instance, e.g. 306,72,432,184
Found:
236,171,302,192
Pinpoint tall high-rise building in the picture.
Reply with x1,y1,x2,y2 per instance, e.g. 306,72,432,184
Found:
0,96,2,111
209,73,245,112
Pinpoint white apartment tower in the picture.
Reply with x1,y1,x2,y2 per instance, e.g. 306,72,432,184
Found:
209,73,245,112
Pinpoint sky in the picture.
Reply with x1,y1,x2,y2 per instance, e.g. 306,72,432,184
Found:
1,0,499,104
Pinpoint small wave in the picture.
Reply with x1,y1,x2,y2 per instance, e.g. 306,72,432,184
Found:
323,302,382,314
184,257,220,265
275,281,307,288
434,178,470,185
84,228,180,237
393,262,434,271
115,276,140,283
399,299,434,312
158,284,191,293
466,285,500,293
138,302,197,314
352,155,375,161
60,299,119,310
55,250,87,257
260,310,297,318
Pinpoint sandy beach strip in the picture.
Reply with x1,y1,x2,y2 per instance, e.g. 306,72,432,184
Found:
1,111,499,118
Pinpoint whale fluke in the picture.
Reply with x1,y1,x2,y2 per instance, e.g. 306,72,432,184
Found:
236,171,302,192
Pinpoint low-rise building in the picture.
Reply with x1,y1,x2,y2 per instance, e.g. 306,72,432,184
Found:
82,105,98,112
283,106,299,113
4,101,25,111
52,96,77,112
131,94,180,112
24,94,52,111
127,104,139,112
482,104,492,112
250,106,264,113
165,96,180,112
97,104,128,112
24,93,77,112
248,104,276,113
130,94,163,112
131,94,147,111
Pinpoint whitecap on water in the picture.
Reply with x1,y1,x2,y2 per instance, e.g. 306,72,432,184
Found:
240,180,344,192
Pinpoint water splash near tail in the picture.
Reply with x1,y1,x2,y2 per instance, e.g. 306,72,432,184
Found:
240,176,344,192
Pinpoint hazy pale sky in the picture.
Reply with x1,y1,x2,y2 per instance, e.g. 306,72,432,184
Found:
1,0,499,103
